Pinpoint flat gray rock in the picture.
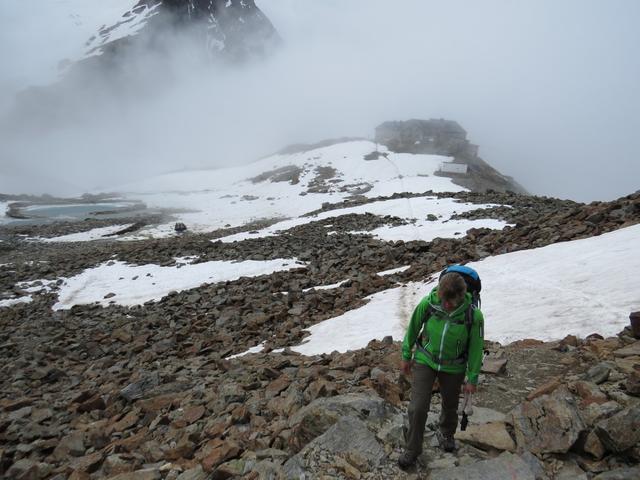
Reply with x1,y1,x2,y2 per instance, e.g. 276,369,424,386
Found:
431,452,535,480
593,466,640,480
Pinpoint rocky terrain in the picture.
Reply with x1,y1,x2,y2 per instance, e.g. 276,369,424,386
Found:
375,119,528,195
1,189,639,479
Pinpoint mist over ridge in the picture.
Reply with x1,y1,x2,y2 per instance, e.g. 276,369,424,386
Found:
1,0,639,202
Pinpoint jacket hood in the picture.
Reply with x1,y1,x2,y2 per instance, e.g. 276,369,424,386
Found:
427,287,472,318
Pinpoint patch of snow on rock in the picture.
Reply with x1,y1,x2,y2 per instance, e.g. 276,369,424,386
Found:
52,258,306,310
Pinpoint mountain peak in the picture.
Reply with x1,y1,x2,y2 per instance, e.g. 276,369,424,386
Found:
82,0,280,64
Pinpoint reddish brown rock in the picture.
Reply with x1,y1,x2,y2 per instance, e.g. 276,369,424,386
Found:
510,339,545,349
201,442,241,472
77,394,106,413
1,397,32,411
526,377,563,401
68,471,91,480
111,411,139,432
569,381,608,408
265,375,291,399
626,370,640,396
231,405,250,424
138,394,181,414
183,405,206,424
52,431,86,460
205,419,230,439
68,452,104,473
108,428,149,453
305,379,337,402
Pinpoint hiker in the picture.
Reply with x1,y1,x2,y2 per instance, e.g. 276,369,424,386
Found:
398,271,484,469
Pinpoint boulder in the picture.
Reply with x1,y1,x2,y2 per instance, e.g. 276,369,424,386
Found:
5,459,53,480
569,380,608,407
283,416,384,478
555,461,587,480
104,469,160,480
614,356,640,374
52,431,86,460
287,392,394,452
625,370,640,396
176,466,208,480
583,430,606,459
482,356,508,374
201,441,241,472
582,362,614,384
455,421,516,452
526,377,562,401
519,451,549,480
510,388,586,454
593,466,640,480
433,452,536,480
613,341,640,357
581,400,623,427
468,406,507,425
265,374,292,399
595,405,640,452
120,373,161,401
249,460,286,479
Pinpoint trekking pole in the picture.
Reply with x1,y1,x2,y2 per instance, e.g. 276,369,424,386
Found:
459,390,473,431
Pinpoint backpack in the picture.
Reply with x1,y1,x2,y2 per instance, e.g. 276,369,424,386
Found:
439,264,481,308
415,265,481,364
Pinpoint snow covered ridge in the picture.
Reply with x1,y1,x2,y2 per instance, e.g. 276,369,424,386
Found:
114,140,510,241
75,0,279,63
83,1,162,58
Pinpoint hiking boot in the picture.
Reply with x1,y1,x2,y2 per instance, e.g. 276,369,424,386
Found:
438,432,456,452
398,451,417,470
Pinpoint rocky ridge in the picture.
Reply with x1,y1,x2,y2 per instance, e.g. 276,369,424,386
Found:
81,0,280,63
1,191,639,479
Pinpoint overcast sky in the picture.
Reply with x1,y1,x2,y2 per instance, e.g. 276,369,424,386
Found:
1,0,639,201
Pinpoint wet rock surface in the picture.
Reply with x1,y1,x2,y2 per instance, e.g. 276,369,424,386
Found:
1,190,639,478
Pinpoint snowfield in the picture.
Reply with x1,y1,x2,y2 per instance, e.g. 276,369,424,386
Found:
215,196,508,243
115,141,482,240
0,296,33,308
270,224,640,355
51,258,305,310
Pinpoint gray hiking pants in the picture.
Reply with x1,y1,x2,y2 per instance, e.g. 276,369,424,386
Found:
405,363,465,456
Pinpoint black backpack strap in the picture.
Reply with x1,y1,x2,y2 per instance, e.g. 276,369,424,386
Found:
463,304,475,360
415,303,435,350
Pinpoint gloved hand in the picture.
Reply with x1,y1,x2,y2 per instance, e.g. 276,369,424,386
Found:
463,383,477,394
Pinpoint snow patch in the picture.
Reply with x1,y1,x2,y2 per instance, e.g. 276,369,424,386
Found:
0,296,33,308
377,265,411,276
302,280,349,292
227,341,266,359
216,196,506,243
52,258,305,310
289,224,640,355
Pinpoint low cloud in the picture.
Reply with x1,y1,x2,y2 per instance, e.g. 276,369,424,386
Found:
1,0,639,201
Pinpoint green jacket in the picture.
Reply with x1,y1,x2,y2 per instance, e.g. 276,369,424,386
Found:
402,288,484,385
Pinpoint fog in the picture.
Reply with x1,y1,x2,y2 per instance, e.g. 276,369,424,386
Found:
1,0,639,202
